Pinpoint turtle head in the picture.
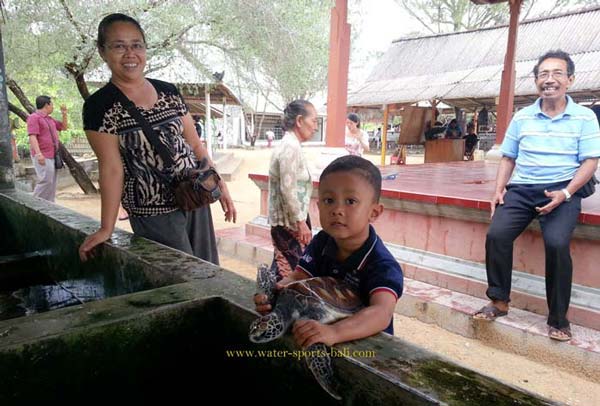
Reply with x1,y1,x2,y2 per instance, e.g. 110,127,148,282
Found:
256,263,278,303
249,312,286,343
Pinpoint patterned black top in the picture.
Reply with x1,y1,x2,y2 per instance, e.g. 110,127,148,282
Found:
83,79,197,217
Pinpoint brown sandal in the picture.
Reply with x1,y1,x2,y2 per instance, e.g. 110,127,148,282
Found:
549,326,572,342
473,305,508,321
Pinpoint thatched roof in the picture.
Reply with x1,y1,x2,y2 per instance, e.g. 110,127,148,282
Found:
348,6,600,111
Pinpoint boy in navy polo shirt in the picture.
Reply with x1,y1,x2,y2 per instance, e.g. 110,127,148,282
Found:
255,155,403,348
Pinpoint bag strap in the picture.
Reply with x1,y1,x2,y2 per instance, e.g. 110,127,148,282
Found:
42,117,60,156
112,84,175,168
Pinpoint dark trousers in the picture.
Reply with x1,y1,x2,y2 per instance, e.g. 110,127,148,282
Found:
485,182,581,329
130,205,219,265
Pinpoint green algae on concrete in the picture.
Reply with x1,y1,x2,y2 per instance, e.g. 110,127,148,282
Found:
0,190,217,320
0,190,561,405
0,297,336,405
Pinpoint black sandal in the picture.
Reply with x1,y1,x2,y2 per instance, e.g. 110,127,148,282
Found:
473,305,508,321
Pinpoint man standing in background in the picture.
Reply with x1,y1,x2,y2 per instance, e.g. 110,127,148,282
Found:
27,95,68,202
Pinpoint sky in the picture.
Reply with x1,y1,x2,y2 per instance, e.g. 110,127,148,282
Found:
347,0,590,87
349,0,419,86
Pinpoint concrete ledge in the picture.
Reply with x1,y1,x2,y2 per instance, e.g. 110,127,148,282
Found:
213,151,242,181
0,271,560,405
237,217,600,330
216,226,600,382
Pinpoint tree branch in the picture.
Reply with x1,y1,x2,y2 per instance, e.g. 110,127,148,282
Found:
8,102,29,122
58,0,88,44
6,77,35,113
151,24,195,51
184,39,238,54
64,62,91,100
398,0,438,34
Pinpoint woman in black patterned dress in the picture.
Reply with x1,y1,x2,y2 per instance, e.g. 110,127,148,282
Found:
79,13,236,264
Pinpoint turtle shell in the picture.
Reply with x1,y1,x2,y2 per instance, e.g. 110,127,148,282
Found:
286,277,363,313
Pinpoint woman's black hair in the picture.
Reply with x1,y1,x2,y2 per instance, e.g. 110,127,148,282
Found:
282,100,314,131
97,13,146,49
347,113,361,128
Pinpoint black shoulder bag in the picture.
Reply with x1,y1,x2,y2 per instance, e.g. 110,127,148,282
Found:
114,87,221,211
578,175,599,199
44,118,65,170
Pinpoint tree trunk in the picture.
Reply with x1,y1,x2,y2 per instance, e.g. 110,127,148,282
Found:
65,63,91,100
59,143,97,194
8,102,28,122
8,78,98,194
7,77,35,113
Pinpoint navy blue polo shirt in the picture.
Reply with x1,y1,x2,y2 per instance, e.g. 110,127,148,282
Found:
296,225,403,334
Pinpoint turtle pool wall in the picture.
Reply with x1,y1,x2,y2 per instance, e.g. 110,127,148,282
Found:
0,191,559,405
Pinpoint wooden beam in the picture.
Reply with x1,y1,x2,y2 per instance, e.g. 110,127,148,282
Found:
495,0,522,146
325,0,350,147
380,104,389,166
205,85,212,158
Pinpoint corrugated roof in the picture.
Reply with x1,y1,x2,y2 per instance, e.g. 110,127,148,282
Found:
348,6,600,110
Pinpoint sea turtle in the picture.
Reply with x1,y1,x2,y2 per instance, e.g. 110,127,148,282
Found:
249,264,364,400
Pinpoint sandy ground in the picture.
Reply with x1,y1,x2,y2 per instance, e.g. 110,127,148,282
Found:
55,147,600,405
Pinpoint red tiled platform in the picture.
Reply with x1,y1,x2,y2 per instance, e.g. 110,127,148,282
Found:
250,161,600,224
248,161,600,330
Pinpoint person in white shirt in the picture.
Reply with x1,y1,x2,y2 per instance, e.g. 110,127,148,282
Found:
345,113,370,156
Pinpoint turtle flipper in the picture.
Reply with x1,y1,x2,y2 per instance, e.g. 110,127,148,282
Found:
305,343,341,400
256,263,278,303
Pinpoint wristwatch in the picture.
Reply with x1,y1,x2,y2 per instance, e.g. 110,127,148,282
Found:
561,188,572,202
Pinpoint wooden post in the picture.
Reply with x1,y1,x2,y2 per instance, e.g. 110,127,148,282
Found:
325,0,351,147
380,104,389,166
494,0,522,146
205,85,212,159
222,96,227,150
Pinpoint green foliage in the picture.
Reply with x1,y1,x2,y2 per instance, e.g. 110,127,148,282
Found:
13,126,83,147
5,0,332,117
194,0,331,103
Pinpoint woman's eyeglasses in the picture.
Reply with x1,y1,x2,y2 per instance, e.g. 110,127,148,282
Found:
105,42,147,54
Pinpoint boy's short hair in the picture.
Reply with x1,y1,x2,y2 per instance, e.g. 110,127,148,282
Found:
319,155,382,202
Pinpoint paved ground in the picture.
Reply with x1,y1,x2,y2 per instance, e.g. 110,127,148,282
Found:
55,147,600,405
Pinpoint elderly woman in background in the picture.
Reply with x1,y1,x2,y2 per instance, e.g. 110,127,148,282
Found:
79,13,236,263
268,100,317,278
345,113,370,156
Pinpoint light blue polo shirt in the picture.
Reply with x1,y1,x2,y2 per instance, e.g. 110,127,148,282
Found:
501,96,600,184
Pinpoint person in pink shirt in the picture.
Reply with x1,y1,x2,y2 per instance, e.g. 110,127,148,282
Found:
27,95,68,202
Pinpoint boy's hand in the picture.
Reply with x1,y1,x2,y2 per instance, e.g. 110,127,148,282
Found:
292,320,338,348
253,293,272,315
253,278,292,314
253,271,309,315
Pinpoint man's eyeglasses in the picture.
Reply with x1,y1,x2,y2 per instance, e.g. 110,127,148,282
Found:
105,42,147,54
537,70,568,80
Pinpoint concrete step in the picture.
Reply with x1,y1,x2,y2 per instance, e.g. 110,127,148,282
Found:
212,152,242,181
215,226,600,382
241,216,600,331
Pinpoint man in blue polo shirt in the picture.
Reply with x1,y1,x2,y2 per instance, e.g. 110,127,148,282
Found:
474,50,600,342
